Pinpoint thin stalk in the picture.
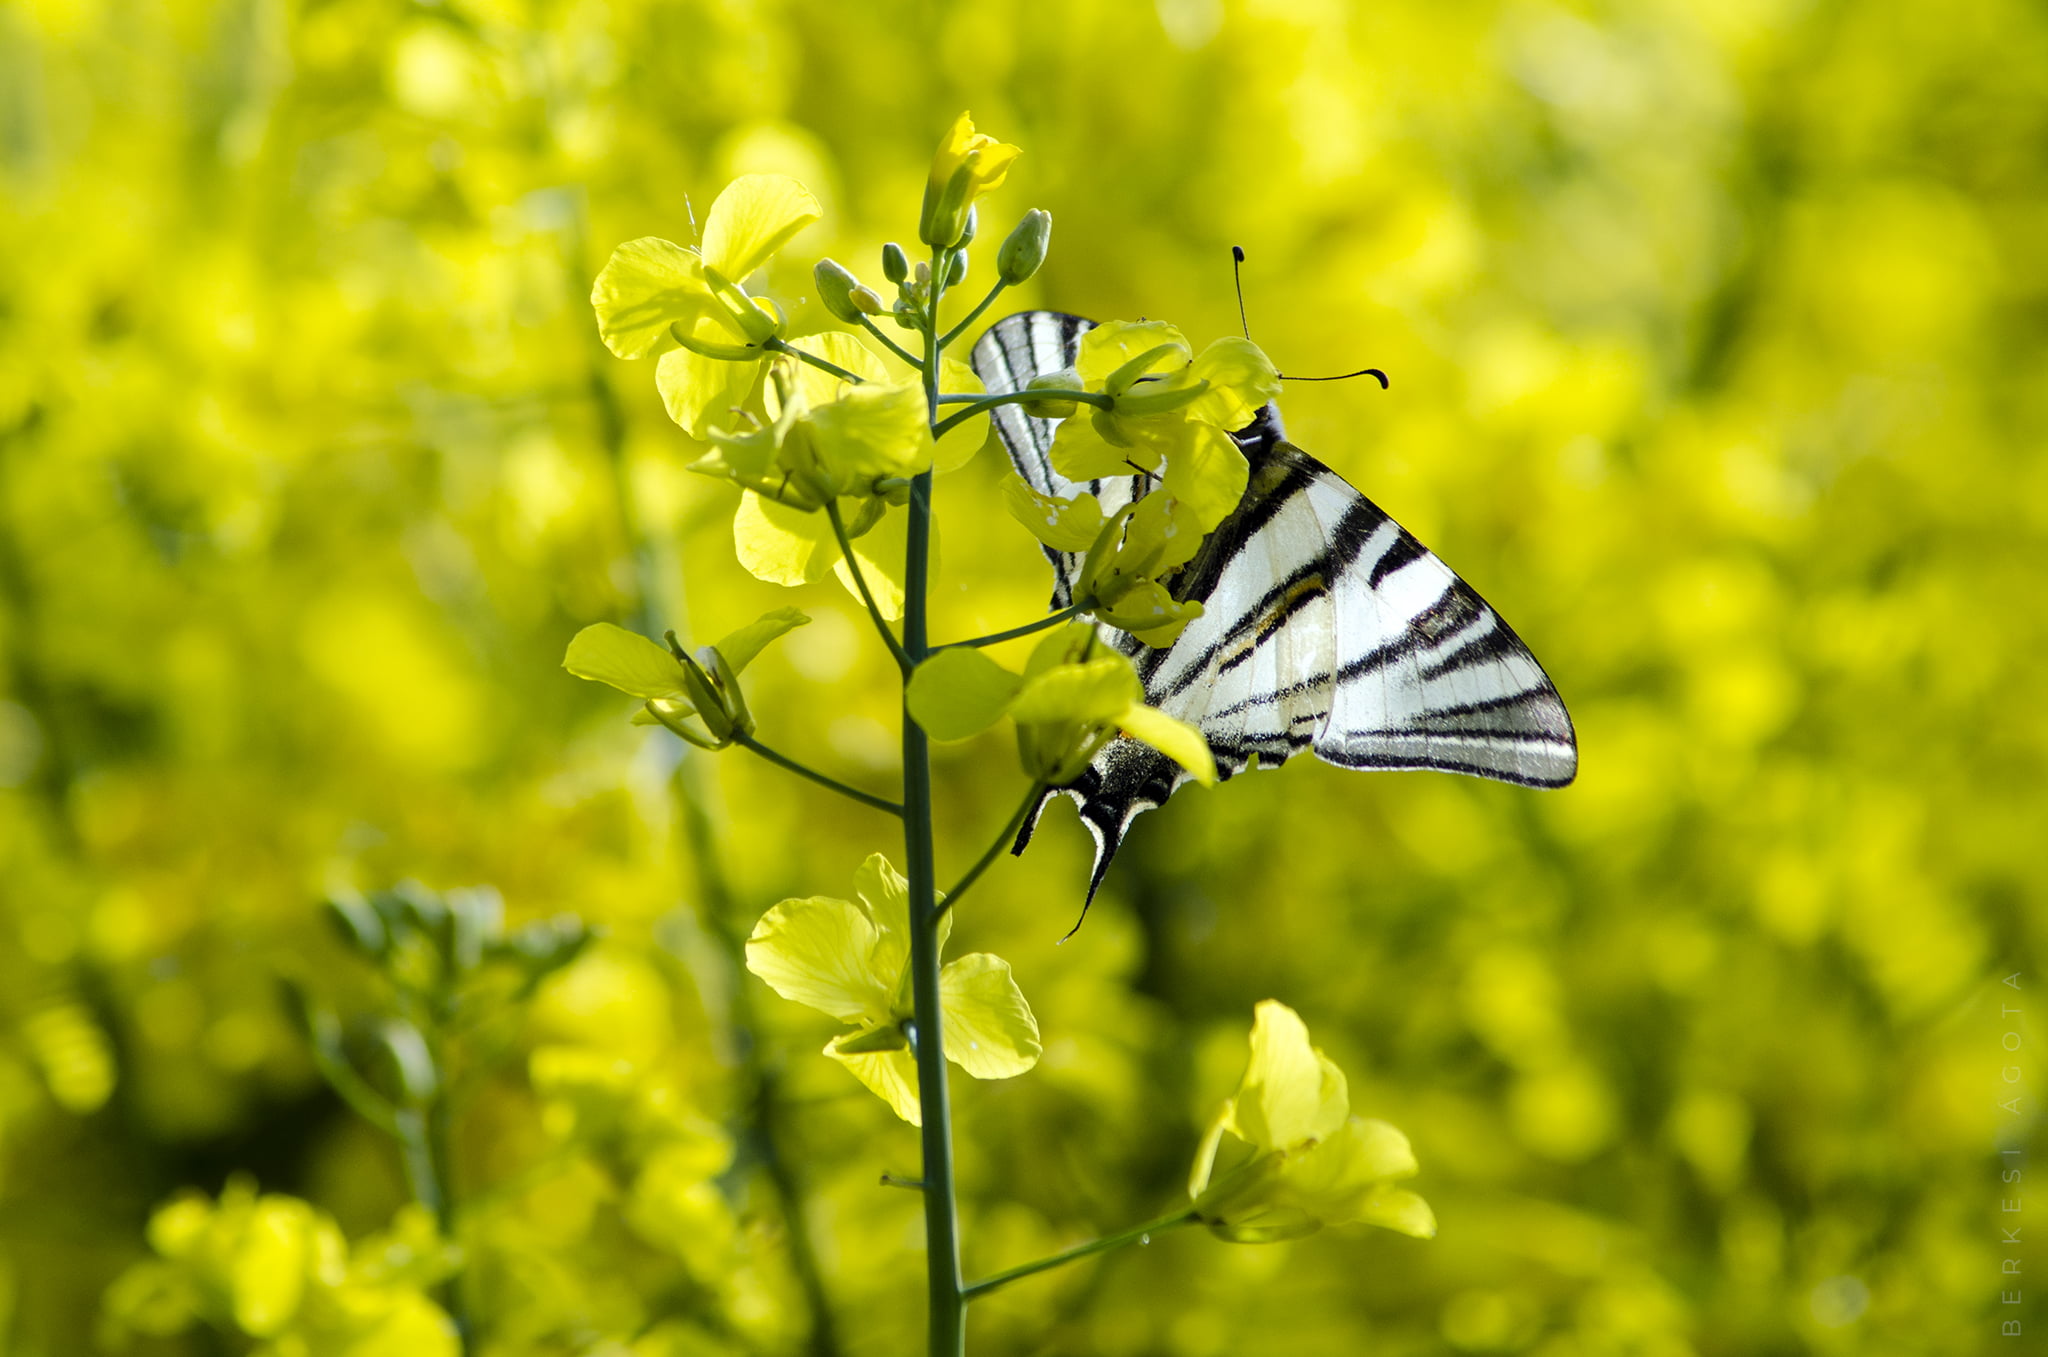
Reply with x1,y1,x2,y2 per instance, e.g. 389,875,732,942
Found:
963,1209,1198,1302
827,498,912,673
765,335,867,384
908,247,965,1357
935,782,1048,922
937,278,1008,351
856,314,923,366
734,732,903,816
940,605,1084,651
932,388,1109,439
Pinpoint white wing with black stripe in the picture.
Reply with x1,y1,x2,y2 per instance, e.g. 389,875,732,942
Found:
970,311,1577,904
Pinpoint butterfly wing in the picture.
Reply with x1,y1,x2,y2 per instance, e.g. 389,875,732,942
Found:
970,311,1578,903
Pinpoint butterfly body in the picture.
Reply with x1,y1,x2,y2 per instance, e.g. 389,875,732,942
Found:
970,311,1577,901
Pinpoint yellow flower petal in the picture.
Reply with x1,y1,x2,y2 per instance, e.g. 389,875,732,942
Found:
590,236,715,359
934,358,989,473
733,491,839,587
827,1043,924,1125
1010,655,1142,727
1225,1001,1349,1152
908,647,1026,742
1116,702,1216,785
854,852,951,984
772,332,888,415
939,952,1042,1079
1161,421,1250,533
744,896,892,1025
700,174,822,283
807,379,934,484
713,608,810,675
1183,336,1281,432
1002,475,1105,552
657,337,762,440
1355,1185,1437,1239
563,624,689,701
1074,321,1191,390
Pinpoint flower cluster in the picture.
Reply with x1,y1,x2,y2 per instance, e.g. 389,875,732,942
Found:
744,854,1040,1124
101,1179,460,1356
1189,1002,1436,1243
907,622,1215,785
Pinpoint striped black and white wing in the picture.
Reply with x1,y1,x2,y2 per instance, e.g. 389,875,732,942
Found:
971,311,1578,904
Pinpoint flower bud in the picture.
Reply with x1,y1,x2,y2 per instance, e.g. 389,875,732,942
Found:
881,242,909,284
851,285,886,315
1021,369,1081,419
946,249,969,287
997,209,1051,285
814,257,865,323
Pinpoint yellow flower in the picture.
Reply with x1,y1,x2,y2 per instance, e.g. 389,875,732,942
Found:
589,174,821,437
905,623,1215,785
1188,1002,1437,1243
1048,321,1281,532
920,111,1022,248
562,610,808,749
744,854,1041,1125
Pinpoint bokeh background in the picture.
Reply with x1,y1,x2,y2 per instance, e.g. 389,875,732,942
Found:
3,0,2045,1353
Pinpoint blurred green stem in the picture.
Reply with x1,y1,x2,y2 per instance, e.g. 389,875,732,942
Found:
585,237,844,1357
962,1209,1197,1301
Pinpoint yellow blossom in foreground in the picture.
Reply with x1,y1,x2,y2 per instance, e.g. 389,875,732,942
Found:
589,174,821,438
745,855,1040,1125
1189,1001,1436,1243
920,111,1022,248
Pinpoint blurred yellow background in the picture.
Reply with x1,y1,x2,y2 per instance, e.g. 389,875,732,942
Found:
2,0,2043,1353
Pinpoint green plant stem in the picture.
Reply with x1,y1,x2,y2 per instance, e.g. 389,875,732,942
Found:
940,605,1085,650
937,278,1008,350
826,498,912,673
935,782,1048,921
908,248,966,1357
733,732,903,816
765,335,867,384
856,314,923,366
963,1208,1198,1302
931,387,1110,439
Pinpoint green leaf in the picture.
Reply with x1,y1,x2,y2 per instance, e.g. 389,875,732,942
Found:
908,648,1025,741
714,607,810,674
564,624,689,700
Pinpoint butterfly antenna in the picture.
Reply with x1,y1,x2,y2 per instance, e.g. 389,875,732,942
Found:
1280,366,1391,389
1231,245,1251,339
1238,246,1390,388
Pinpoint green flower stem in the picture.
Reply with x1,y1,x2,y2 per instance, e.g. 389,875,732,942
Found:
940,604,1086,650
962,1208,1199,1302
856,314,924,367
826,498,913,674
733,733,904,816
937,278,1008,351
765,335,867,384
931,388,1110,439
933,781,1048,922
908,248,966,1357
